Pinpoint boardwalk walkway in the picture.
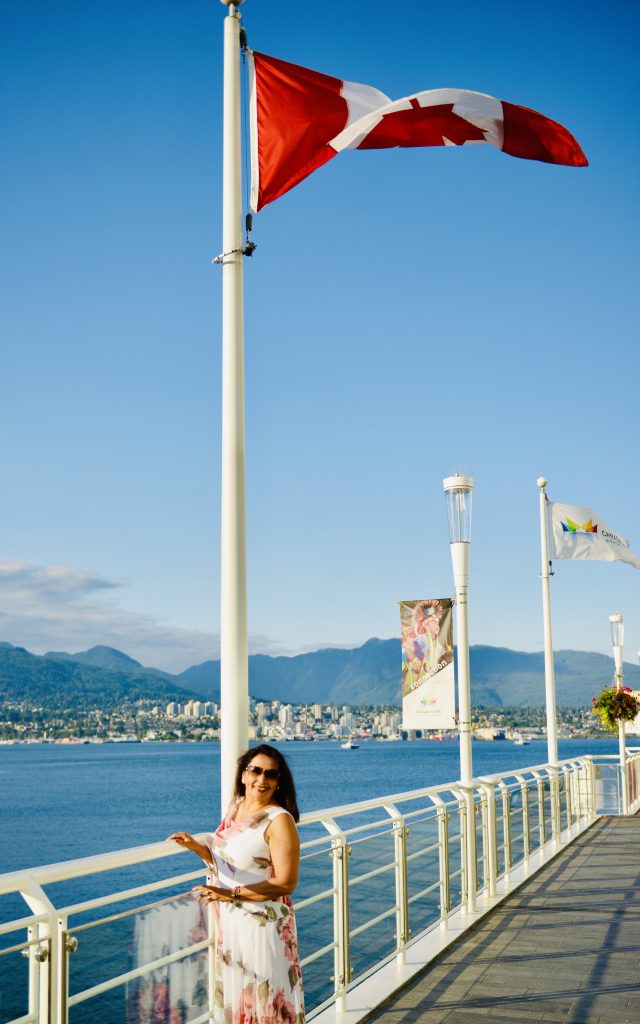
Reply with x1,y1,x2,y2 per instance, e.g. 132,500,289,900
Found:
365,816,640,1024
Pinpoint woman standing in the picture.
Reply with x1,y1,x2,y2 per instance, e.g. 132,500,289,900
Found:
168,744,305,1023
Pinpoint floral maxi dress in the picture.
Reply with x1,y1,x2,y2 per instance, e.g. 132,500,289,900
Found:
207,803,305,1024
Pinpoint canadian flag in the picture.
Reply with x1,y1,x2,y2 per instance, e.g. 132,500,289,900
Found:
249,51,587,212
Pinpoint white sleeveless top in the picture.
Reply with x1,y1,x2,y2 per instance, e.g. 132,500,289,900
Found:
209,801,291,891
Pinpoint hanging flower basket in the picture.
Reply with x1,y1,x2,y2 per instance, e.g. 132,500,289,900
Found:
591,685,640,733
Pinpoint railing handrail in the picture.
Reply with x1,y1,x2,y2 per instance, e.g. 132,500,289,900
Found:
0,835,202,895
299,754,595,823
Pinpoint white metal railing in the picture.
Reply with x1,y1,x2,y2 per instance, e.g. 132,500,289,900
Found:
1,753,639,1024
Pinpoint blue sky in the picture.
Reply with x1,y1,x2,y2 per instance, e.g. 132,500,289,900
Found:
2,0,639,673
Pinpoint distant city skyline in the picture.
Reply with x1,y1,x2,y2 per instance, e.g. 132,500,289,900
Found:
2,1,639,672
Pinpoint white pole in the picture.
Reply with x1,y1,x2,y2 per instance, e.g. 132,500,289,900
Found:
452,544,472,785
443,475,475,913
220,1,248,810
613,642,629,814
537,478,558,766
451,541,476,914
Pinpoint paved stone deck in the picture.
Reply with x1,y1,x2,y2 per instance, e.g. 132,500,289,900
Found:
365,816,640,1024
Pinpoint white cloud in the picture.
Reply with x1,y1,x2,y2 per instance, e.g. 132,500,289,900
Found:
0,560,120,597
0,559,334,672
0,562,212,671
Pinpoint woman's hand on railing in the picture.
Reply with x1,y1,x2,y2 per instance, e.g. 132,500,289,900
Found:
192,883,236,905
167,832,212,864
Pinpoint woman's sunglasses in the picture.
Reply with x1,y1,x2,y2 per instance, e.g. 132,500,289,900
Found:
245,764,279,781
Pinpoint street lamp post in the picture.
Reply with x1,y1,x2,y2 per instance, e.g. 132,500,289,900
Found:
536,477,559,766
444,475,473,783
609,613,628,815
443,474,476,912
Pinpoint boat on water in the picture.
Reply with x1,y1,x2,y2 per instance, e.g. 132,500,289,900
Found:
341,739,359,749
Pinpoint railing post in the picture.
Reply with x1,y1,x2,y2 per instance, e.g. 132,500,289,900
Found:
620,745,630,815
569,762,578,820
562,765,572,828
393,817,410,957
383,802,410,959
330,833,351,1011
436,802,450,925
534,772,545,847
515,775,530,859
549,765,561,842
26,928,50,1024
27,925,41,1023
577,760,587,820
626,756,635,812
57,918,79,1024
20,880,57,1024
479,780,498,899
457,798,467,910
40,925,54,1024
500,782,512,872
580,756,596,820
458,785,477,915
548,770,557,839
479,792,488,893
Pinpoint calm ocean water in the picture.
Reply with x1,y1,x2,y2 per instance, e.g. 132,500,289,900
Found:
0,738,621,1022
0,737,620,873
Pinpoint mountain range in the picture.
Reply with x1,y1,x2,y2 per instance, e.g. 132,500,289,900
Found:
1,639,638,710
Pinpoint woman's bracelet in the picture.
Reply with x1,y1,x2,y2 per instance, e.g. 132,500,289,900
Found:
231,885,241,900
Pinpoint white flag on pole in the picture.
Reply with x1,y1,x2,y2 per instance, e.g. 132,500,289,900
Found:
549,502,640,569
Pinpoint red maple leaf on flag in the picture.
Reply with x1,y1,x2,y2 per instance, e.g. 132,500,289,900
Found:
356,98,489,150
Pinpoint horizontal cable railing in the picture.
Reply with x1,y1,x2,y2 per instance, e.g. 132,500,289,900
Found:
1,753,638,1024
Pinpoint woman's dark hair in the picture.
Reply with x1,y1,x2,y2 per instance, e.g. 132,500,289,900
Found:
233,744,300,822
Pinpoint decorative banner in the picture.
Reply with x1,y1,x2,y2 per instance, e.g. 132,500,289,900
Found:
400,599,455,731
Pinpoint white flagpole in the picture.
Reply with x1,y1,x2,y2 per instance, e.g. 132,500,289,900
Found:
219,1,248,811
537,477,558,766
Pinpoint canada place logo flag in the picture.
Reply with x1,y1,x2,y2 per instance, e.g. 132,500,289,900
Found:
248,50,588,211
549,502,640,570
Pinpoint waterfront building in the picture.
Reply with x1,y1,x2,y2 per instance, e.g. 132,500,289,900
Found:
278,705,293,728
475,726,504,740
